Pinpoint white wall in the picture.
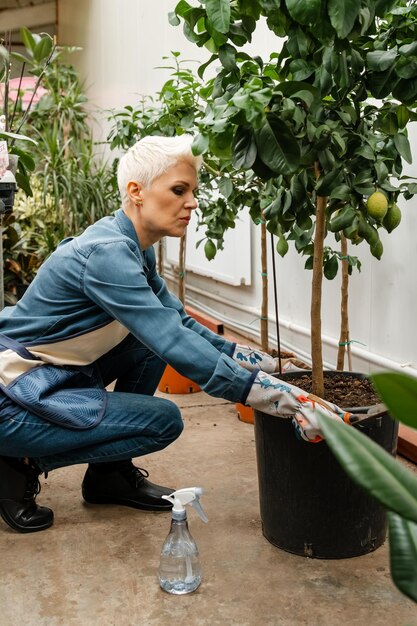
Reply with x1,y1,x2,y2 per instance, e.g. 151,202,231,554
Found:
58,0,417,376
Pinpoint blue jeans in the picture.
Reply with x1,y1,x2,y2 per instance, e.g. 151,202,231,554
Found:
0,335,183,472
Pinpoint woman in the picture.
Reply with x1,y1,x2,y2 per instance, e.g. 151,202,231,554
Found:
0,135,349,533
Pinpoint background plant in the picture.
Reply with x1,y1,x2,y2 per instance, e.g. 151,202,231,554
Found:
1,29,118,303
172,0,417,395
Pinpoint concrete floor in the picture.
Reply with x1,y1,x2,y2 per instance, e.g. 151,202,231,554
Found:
1,390,416,626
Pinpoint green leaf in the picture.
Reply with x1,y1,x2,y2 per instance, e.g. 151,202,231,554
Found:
367,68,398,99
206,0,231,34
399,42,417,57
397,105,410,129
388,512,417,604
329,184,351,201
168,11,181,26
255,114,300,175
304,256,314,270
192,133,209,156
278,81,319,100
374,0,398,17
232,126,257,169
327,0,362,39
367,48,397,72
317,412,417,524
370,373,417,430
316,168,342,196
15,170,33,196
356,144,374,160
396,57,417,80
394,133,412,164
219,177,233,199
285,0,321,24
393,78,417,105
10,51,29,65
20,27,36,53
218,43,236,70
10,146,35,171
324,255,338,280
34,36,53,62
197,54,217,78
0,131,37,145
175,0,193,18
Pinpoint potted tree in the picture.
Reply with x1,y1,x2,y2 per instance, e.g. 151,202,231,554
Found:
171,0,417,557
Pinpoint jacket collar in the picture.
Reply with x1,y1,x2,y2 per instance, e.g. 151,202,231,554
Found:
115,208,142,249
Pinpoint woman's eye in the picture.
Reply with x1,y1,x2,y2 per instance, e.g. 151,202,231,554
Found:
173,187,185,196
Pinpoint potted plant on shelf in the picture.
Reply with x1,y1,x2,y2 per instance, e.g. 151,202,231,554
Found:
172,0,417,559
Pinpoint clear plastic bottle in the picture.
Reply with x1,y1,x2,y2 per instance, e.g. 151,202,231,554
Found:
158,487,208,595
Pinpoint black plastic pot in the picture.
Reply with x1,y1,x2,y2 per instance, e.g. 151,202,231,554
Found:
254,371,399,559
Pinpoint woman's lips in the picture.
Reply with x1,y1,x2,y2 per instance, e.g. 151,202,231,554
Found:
180,217,191,223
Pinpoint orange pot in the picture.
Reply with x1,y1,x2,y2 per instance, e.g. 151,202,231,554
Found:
158,364,201,394
236,402,254,424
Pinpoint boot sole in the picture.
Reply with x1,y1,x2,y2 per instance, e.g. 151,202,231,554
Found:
82,494,172,511
0,504,54,533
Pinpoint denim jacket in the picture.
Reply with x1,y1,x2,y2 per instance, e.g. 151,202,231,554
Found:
0,209,254,428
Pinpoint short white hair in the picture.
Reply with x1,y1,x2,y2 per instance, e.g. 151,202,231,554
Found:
117,135,203,205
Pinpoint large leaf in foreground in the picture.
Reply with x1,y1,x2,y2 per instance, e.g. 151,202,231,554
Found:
317,412,417,524
388,511,417,604
371,372,417,429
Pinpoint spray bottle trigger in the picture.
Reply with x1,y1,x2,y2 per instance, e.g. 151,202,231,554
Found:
191,497,208,523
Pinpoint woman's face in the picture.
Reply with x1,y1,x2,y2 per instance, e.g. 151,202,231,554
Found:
131,160,198,247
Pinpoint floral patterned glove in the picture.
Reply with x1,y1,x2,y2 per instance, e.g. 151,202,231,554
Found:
246,371,352,442
232,344,280,373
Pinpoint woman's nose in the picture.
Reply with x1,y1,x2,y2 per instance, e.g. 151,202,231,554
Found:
186,193,198,210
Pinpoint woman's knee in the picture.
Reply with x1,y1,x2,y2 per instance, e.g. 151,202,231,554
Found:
161,400,184,442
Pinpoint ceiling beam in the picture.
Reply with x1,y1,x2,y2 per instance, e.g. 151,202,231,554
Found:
0,2,56,31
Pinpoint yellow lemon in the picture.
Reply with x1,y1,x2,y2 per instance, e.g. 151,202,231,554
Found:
366,191,388,221
383,203,402,233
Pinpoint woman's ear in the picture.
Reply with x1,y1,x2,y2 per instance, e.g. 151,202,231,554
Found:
127,180,143,206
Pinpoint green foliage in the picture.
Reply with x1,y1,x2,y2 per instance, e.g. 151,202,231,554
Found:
1,29,117,301
317,372,417,603
171,0,417,265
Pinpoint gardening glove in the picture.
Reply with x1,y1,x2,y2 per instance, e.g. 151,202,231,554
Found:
232,344,285,373
246,370,353,443
232,344,309,374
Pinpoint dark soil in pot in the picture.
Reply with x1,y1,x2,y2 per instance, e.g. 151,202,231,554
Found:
285,370,380,409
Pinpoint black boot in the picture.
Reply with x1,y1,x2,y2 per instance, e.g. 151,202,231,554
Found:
82,460,174,511
0,456,54,533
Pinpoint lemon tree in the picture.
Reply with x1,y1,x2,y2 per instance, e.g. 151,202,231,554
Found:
172,0,417,396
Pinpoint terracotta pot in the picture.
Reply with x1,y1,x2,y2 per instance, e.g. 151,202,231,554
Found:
158,364,201,394
236,402,254,424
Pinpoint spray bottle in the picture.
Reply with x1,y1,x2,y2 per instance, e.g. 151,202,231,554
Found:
158,487,208,595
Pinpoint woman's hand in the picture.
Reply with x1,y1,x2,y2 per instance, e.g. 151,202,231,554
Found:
246,371,352,442
232,344,283,373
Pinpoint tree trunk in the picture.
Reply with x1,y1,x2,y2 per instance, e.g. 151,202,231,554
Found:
311,162,325,398
337,234,350,370
178,233,186,305
260,215,269,352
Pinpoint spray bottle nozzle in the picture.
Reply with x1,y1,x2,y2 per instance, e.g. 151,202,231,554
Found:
162,487,208,523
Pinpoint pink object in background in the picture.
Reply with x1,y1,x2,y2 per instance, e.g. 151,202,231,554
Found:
3,76,47,109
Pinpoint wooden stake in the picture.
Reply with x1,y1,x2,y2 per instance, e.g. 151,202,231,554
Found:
337,234,350,370
260,214,268,352
178,232,186,305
